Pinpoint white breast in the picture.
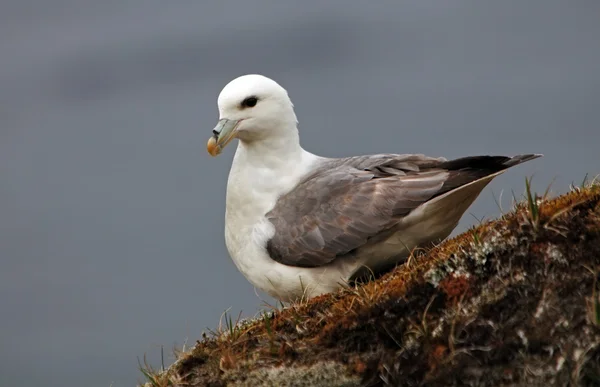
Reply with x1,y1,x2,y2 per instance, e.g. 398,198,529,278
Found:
223,143,357,301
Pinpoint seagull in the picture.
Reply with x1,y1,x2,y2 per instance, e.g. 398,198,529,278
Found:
206,74,541,302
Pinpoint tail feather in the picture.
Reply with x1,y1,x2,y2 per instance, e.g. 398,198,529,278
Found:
501,153,543,168
433,153,542,198
438,154,543,172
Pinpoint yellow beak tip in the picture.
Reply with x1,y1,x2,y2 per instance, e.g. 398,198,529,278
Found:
207,137,220,157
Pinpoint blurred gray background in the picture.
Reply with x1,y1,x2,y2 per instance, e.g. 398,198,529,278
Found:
1,1,599,386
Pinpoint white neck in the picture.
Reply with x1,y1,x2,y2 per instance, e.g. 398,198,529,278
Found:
224,125,320,227
238,126,303,168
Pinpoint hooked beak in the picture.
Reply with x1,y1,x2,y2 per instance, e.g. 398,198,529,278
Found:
206,119,242,157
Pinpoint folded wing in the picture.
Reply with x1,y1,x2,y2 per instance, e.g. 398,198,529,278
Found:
265,154,540,267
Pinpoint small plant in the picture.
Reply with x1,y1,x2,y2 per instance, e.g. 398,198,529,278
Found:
491,188,506,215
202,308,255,373
262,311,274,337
138,354,170,387
524,176,541,230
471,229,481,247
523,176,559,232
206,308,247,344
260,310,279,355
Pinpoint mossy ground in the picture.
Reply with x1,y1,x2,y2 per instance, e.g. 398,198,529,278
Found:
140,180,600,387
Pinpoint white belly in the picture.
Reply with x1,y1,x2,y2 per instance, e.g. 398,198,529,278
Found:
225,217,363,302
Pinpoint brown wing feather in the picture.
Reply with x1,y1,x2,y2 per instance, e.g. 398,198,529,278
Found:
265,154,540,267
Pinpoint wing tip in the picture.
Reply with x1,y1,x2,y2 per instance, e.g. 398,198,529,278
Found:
505,153,543,167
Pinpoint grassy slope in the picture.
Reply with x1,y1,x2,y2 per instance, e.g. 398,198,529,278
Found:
140,181,600,387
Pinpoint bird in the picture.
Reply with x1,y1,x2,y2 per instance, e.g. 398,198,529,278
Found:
206,74,541,302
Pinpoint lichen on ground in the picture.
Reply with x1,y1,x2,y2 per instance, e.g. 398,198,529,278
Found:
140,181,600,387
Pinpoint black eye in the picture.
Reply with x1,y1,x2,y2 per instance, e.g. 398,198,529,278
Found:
241,96,258,108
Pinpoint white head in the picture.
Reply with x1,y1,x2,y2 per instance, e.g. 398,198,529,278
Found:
207,74,299,156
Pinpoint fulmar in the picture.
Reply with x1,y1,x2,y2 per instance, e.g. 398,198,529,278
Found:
206,74,541,302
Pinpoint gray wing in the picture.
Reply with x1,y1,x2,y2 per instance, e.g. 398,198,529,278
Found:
265,154,540,268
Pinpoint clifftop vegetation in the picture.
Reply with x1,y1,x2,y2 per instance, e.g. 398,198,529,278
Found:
140,178,600,387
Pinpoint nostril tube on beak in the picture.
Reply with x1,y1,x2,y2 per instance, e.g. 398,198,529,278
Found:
212,129,220,137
